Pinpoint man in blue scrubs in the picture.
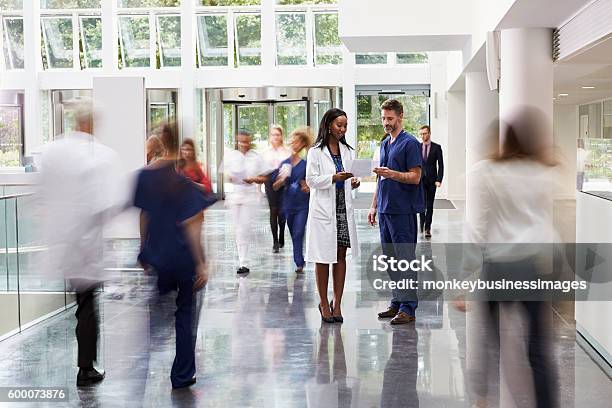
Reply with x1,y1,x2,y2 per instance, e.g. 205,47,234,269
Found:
369,99,424,325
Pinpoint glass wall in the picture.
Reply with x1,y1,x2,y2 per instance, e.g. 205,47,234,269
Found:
356,89,429,159
578,98,612,200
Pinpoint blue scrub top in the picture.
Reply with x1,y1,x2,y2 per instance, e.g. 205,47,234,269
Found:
134,162,216,279
377,130,425,214
279,157,309,213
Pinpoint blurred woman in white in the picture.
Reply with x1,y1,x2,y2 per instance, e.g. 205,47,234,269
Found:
263,125,291,253
305,108,360,324
224,130,271,274
459,107,560,408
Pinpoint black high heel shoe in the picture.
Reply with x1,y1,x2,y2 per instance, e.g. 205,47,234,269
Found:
330,300,344,323
318,304,334,324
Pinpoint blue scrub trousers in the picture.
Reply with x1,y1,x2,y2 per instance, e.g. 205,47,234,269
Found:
152,272,202,388
286,208,308,268
379,213,419,316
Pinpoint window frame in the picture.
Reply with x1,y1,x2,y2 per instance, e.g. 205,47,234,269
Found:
1,14,25,70
195,12,230,68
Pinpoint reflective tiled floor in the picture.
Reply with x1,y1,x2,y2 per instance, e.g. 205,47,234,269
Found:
0,201,611,407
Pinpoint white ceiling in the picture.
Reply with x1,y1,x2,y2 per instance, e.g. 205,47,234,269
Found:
497,0,590,29
554,36,612,105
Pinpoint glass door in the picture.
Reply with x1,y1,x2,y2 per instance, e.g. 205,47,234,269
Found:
236,103,271,152
274,101,308,136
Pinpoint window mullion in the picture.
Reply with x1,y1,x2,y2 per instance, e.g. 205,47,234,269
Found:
150,11,156,68
227,10,235,68
72,12,80,69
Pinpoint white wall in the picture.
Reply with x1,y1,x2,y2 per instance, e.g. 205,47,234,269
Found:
339,0,474,51
429,52,450,199
446,91,466,200
93,76,145,239
553,104,578,199
575,192,612,366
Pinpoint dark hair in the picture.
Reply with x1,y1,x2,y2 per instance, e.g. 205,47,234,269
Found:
493,107,556,166
381,99,403,116
178,138,197,169
314,108,353,150
420,125,431,133
159,122,178,158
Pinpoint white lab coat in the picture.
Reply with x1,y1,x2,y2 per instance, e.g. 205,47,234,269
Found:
304,143,359,264
39,132,122,288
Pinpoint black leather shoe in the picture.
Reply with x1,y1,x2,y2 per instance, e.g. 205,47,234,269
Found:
172,376,196,389
237,266,250,275
77,367,105,387
279,237,285,248
377,307,399,319
273,243,279,253
425,229,432,238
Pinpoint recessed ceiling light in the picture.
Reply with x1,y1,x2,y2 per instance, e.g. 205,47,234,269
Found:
581,86,595,89
559,93,569,97
553,97,557,100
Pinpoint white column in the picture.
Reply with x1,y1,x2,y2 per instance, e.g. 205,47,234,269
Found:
180,0,196,140
22,0,41,154
101,0,117,73
341,44,356,147
499,28,553,144
465,71,498,168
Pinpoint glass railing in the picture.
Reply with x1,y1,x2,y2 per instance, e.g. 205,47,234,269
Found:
0,189,77,341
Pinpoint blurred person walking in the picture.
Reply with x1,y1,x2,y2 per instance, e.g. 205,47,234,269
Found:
40,103,122,386
134,123,214,389
177,138,212,193
224,130,271,274
272,128,313,273
458,107,559,408
418,125,444,238
146,135,164,164
263,125,291,253
305,109,360,324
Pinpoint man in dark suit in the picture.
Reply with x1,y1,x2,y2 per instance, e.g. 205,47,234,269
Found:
418,125,444,238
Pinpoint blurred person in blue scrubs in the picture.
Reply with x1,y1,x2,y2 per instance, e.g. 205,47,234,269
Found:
273,127,313,273
134,123,214,389
369,99,424,325
39,102,122,386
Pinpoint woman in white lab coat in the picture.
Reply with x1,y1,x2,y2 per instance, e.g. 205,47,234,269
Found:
305,108,360,323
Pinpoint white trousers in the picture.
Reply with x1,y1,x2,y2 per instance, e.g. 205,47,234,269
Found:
231,203,255,267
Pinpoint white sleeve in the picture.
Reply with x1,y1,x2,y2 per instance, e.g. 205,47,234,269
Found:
306,148,334,190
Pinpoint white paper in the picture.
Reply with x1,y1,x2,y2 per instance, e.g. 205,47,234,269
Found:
350,159,375,178
279,163,292,179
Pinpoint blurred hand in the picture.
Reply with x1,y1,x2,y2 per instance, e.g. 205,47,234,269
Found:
435,181,441,188
368,207,377,226
242,177,254,184
332,172,353,183
351,177,361,189
373,167,395,179
193,262,209,292
300,180,310,193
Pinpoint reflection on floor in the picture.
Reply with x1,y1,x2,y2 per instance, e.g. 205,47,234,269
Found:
0,201,610,407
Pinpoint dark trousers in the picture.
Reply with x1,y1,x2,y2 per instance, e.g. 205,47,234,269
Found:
379,213,418,316
152,276,202,388
419,182,437,231
265,181,285,246
75,287,99,368
470,301,558,408
286,208,308,268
